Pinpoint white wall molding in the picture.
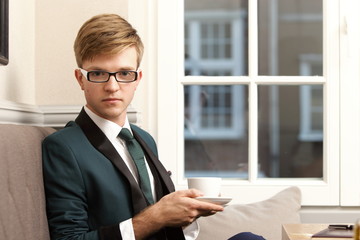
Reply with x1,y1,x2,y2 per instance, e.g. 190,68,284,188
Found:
0,101,139,127
0,101,44,125
40,105,82,127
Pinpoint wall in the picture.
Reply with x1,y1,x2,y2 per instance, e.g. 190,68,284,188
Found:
35,0,129,106
0,0,154,129
0,0,142,107
0,0,36,104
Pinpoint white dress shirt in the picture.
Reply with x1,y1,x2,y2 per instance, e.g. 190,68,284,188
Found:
84,107,198,240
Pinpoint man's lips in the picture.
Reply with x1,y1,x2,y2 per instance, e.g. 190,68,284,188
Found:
102,98,121,103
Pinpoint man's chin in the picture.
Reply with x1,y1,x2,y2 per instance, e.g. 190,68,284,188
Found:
102,110,126,122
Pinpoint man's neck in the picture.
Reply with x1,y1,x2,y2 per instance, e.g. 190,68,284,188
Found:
84,105,127,127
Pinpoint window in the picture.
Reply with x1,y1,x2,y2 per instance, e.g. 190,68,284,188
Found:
157,0,360,206
183,0,325,181
184,2,249,178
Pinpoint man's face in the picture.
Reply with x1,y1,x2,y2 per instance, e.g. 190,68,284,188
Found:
75,47,142,126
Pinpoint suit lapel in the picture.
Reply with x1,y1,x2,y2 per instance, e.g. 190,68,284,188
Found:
132,128,175,194
75,108,147,214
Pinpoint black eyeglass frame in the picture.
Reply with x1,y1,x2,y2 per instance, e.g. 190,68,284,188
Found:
79,68,138,83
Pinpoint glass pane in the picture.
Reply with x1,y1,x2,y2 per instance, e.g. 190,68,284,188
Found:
258,85,323,178
258,0,323,76
185,0,248,76
184,85,249,178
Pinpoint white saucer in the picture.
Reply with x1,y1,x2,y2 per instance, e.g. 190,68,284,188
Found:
196,197,232,206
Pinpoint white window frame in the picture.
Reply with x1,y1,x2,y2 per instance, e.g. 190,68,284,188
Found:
339,0,360,206
156,0,360,206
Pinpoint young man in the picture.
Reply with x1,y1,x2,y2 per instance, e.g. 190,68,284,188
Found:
42,14,265,240
42,13,223,240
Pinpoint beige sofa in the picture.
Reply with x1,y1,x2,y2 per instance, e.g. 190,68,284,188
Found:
0,124,301,240
0,124,55,240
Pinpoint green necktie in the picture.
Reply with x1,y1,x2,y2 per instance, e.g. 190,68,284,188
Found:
119,128,154,204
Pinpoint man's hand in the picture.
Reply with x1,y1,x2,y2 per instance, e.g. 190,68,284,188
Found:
132,189,224,239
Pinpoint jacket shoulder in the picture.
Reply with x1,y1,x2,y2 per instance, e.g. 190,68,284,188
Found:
43,121,84,143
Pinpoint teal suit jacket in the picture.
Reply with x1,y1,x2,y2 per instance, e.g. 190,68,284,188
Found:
42,109,185,240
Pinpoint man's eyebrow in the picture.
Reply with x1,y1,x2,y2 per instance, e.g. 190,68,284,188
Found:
117,67,137,71
85,66,136,71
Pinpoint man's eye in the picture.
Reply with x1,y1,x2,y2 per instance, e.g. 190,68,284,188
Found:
90,71,105,77
119,71,130,76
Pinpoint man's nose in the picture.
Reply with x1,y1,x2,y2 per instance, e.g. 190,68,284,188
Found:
104,76,120,91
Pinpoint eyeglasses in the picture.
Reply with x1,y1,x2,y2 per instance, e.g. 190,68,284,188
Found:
79,68,138,83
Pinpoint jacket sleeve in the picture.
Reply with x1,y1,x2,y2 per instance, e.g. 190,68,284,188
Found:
42,133,122,240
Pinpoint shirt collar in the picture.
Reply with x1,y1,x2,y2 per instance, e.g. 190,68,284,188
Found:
84,106,132,140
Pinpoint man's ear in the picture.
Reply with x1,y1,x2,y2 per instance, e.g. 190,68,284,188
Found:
134,70,143,90
74,69,85,90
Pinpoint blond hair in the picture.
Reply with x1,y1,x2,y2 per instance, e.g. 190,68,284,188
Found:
74,14,144,68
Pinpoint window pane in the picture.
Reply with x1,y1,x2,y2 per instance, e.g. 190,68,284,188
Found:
258,0,323,76
184,85,249,178
258,85,323,178
185,0,248,76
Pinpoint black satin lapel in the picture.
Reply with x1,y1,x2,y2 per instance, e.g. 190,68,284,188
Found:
132,129,175,193
75,109,147,214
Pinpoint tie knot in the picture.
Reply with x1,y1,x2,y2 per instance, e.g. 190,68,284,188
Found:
119,128,134,142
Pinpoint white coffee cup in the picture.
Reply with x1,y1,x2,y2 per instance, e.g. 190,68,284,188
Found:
187,177,222,197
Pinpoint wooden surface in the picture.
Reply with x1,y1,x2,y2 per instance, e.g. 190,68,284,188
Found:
282,224,351,240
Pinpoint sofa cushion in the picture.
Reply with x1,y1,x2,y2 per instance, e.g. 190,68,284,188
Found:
0,124,55,240
196,186,301,240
